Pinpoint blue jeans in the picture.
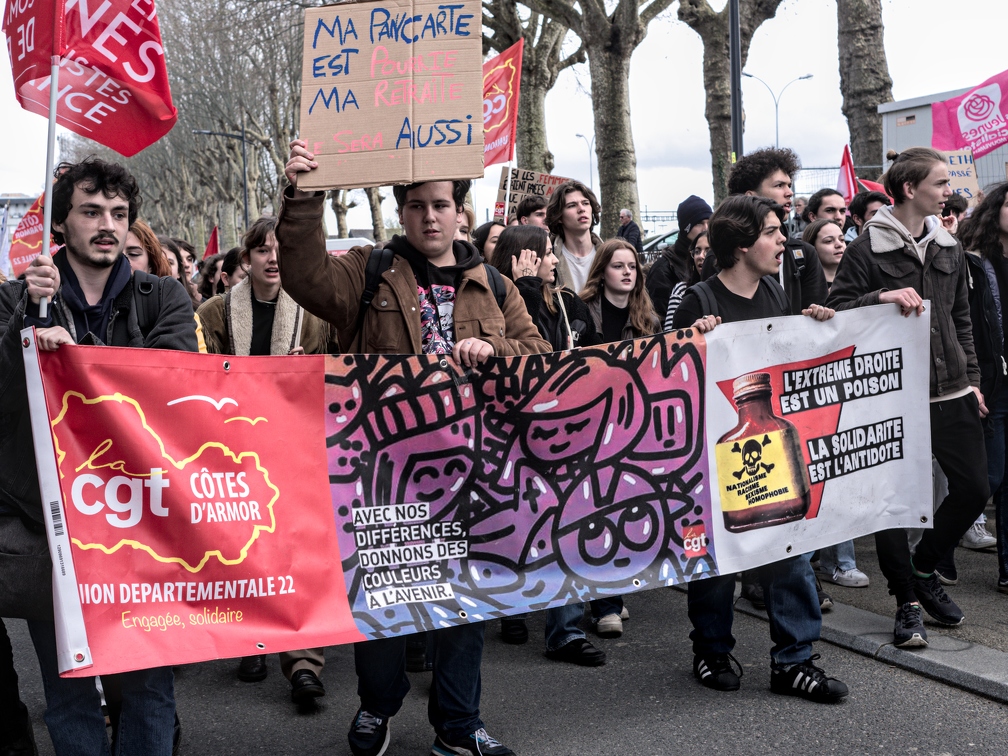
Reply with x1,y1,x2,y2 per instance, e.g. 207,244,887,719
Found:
589,596,623,620
819,540,857,573
354,622,484,741
544,604,585,652
687,555,822,669
985,389,1008,581
27,620,174,756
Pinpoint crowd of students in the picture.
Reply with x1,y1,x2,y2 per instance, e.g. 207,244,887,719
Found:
1,139,1006,755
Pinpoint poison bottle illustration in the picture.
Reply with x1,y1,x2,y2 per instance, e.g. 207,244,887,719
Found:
715,372,810,533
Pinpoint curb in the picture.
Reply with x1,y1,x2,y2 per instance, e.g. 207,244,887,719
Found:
734,597,1008,705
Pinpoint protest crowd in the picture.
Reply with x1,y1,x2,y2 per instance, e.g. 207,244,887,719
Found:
1,131,1007,756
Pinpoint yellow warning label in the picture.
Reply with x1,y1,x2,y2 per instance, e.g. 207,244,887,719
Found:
715,431,800,513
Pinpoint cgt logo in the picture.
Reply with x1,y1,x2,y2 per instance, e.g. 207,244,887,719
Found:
683,524,708,558
483,60,517,133
71,470,170,529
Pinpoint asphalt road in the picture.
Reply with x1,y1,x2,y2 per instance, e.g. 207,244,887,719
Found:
9,580,1008,755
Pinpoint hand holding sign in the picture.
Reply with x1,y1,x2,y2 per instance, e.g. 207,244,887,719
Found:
285,140,319,197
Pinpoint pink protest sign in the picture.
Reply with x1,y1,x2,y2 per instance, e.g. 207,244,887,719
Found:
932,68,1008,159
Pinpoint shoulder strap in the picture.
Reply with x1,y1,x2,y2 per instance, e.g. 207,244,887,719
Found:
691,280,719,319
482,263,506,310
132,271,162,338
354,246,396,349
760,275,790,316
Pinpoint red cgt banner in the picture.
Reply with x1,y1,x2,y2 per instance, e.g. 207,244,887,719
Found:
4,0,178,157
482,39,523,168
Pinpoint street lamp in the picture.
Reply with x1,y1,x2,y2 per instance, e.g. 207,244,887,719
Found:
575,133,596,192
192,122,250,231
741,72,813,148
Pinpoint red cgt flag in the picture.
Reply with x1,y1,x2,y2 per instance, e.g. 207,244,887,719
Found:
7,194,60,278
837,145,858,208
482,39,523,168
202,226,219,260
4,0,178,157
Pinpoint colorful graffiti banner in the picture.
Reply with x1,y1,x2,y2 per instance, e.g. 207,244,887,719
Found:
23,304,931,676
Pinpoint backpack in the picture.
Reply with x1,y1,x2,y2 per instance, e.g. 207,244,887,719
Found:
354,246,506,348
690,275,789,319
132,271,164,339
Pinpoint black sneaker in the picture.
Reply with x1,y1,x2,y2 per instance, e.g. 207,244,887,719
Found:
740,578,765,610
893,602,928,648
545,638,607,666
913,572,965,626
693,653,742,691
431,727,514,756
500,618,528,645
770,654,849,703
348,709,390,756
816,576,833,612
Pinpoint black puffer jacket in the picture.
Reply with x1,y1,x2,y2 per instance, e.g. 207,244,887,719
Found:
965,251,1005,406
0,272,197,525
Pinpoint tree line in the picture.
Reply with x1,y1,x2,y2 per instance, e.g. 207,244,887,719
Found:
62,0,894,248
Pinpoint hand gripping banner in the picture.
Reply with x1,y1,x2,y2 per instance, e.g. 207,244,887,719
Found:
22,305,932,676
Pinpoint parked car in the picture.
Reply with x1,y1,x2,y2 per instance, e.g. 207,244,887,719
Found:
641,229,678,265
326,237,373,255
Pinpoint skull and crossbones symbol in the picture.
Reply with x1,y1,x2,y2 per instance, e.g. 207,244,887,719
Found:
731,435,775,479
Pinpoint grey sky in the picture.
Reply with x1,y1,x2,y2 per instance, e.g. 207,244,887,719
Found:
2,0,1004,237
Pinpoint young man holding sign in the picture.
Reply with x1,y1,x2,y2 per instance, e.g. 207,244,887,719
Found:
278,140,549,756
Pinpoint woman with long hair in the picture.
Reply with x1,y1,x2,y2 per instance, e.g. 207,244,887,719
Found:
581,238,660,344
124,219,171,277
490,225,599,351
664,231,711,330
472,220,505,259
946,182,1008,592
578,238,659,639
803,219,846,288
484,225,605,666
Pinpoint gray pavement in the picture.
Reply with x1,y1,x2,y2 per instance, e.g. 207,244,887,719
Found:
9,578,1008,755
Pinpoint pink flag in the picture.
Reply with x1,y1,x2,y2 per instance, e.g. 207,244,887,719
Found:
932,68,1008,159
837,145,858,207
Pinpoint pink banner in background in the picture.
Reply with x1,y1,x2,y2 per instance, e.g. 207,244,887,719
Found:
932,68,1008,159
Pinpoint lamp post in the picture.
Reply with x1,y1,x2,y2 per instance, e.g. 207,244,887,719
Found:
575,133,596,192
741,72,813,148
193,121,249,231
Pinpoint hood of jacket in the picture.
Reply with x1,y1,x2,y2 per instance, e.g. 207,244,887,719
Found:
865,205,955,259
384,234,481,290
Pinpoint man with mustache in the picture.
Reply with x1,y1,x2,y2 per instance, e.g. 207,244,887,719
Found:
0,157,196,754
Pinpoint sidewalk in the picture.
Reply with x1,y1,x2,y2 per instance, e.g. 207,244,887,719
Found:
736,530,1008,704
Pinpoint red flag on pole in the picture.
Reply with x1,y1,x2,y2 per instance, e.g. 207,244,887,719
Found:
7,194,60,278
837,145,858,207
482,39,524,168
4,0,178,157
202,226,219,261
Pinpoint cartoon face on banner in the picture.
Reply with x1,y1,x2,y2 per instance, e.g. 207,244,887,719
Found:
325,335,719,638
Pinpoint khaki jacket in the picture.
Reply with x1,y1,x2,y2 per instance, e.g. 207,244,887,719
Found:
275,189,551,357
196,277,338,356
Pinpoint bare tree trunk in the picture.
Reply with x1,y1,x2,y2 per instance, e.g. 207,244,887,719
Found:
837,0,893,180
365,187,386,242
523,0,674,238
679,0,785,203
330,190,358,238
483,4,583,174
588,47,638,238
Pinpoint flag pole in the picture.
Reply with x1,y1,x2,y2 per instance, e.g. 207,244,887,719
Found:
38,0,64,319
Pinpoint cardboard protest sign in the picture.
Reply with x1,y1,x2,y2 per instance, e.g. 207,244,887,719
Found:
494,166,574,222
24,305,930,675
298,0,484,190
942,148,981,206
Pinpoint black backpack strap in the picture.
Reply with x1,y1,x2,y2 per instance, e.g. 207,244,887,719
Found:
691,280,719,319
760,275,790,316
482,263,506,310
354,246,396,350
132,271,162,339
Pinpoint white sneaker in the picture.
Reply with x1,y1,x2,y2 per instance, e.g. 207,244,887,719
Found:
619,606,630,621
821,567,870,588
960,521,997,550
594,613,623,638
